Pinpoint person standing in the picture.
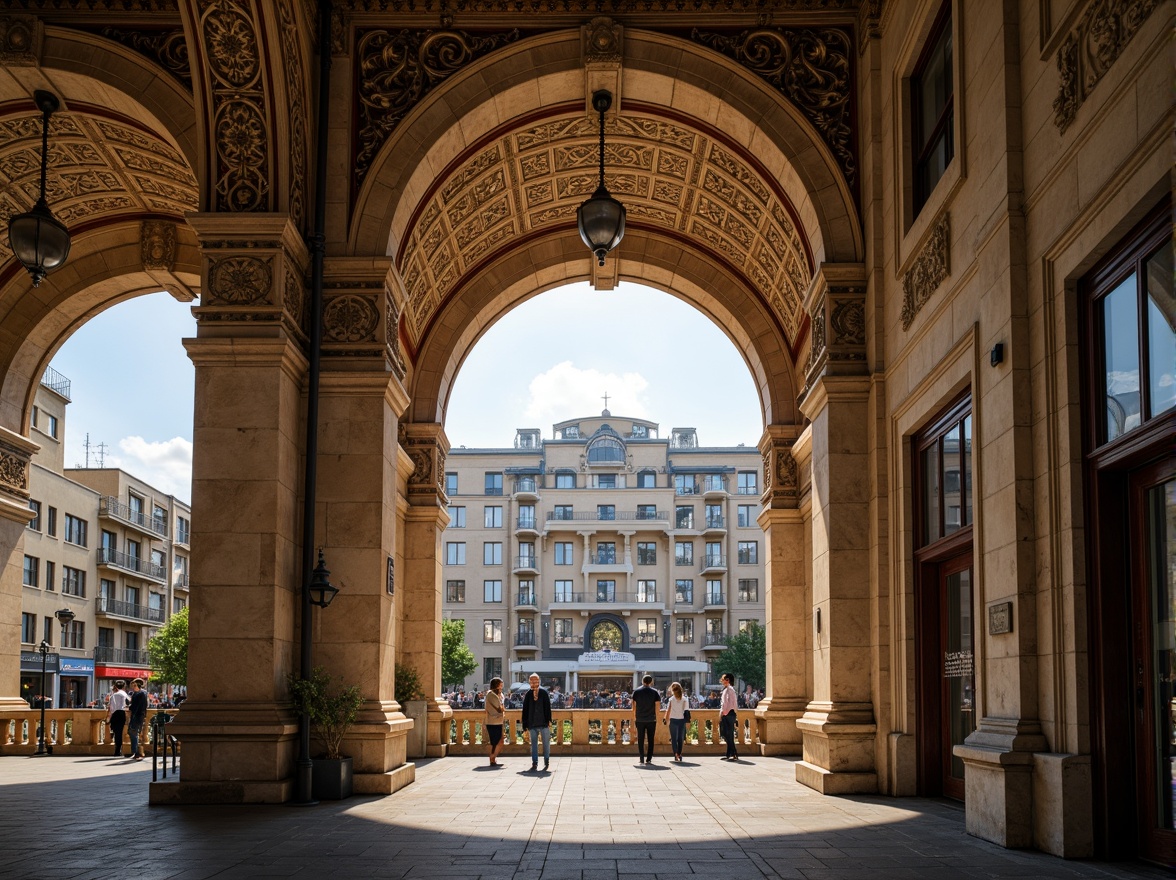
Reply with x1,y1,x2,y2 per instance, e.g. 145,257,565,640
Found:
631,674,661,765
521,673,552,772
719,672,739,761
127,679,149,761
485,677,506,766
662,682,689,762
107,680,129,758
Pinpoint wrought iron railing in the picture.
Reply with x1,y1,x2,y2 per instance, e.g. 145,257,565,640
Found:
98,497,168,538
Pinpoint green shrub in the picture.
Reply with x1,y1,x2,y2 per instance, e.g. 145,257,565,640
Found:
287,667,363,760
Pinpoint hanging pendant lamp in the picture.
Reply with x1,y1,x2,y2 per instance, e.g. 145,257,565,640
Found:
8,90,71,287
576,90,626,267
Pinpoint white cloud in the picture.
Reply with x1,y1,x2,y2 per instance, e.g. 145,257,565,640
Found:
107,436,193,502
523,362,650,427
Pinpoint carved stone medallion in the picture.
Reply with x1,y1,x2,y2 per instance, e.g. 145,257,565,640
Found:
141,220,177,271
901,213,950,331
207,255,273,305
323,294,380,343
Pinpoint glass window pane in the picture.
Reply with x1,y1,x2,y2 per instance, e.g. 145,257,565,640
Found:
921,443,940,545
961,414,973,527
943,423,962,536
1146,245,1175,419
1146,480,1176,830
1102,274,1141,441
944,567,975,781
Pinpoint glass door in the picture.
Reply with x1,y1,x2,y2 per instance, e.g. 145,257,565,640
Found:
1133,464,1176,864
940,553,975,800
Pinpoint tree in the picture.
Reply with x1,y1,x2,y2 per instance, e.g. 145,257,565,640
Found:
441,618,479,688
720,622,766,691
147,606,188,686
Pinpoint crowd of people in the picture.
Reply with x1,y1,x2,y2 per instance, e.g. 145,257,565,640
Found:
444,683,762,712
85,688,186,710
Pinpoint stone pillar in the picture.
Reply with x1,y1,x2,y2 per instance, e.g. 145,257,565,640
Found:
0,428,38,711
312,258,414,793
755,425,807,755
155,215,308,804
794,264,878,794
399,422,453,756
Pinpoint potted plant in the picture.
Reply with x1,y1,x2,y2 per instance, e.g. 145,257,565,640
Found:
395,663,428,758
287,666,364,799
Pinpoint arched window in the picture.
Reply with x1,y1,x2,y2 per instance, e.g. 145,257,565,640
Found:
587,425,626,463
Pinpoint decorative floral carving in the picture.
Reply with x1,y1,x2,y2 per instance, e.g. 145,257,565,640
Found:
831,299,864,346
806,295,826,379
342,0,852,10
901,213,950,331
387,298,407,380
0,440,30,494
323,294,380,343
583,16,622,63
207,255,273,305
1054,0,1159,132
354,27,522,185
284,265,306,334
691,26,856,189
776,446,798,495
98,27,192,90
0,15,40,66
141,220,177,270
276,0,308,230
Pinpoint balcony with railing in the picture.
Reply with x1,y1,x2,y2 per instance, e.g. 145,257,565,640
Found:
736,484,759,496
512,556,539,574
41,366,72,400
551,634,580,645
675,482,700,496
704,590,726,608
513,629,538,648
702,515,726,534
550,589,663,608
174,573,190,591
512,477,539,500
98,547,167,582
701,631,729,649
700,554,728,573
93,645,150,665
515,590,538,609
516,515,539,534
630,632,663,645
701,476,728,497
96,595,165,624
98,496,168,538
545,509,669,529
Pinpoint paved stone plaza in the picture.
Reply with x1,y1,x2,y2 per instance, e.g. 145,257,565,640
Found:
0,754,1167,880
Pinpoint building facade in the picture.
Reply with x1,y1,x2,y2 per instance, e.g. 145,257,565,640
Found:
19,369,191,707
442,413,766,694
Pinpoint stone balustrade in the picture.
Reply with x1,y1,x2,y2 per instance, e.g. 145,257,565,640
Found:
447,708,759,756
0,708,176,755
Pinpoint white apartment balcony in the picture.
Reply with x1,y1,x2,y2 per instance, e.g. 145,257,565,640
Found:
98,547,167,583
99,496,168,539
703,590,727,609
550,589,664,611
702,515,726,536
513,555,539,575
515,590,538,610
515,515,540,535
700,553,728,574
701,631,729,650
544,509,670,532
96,596,165,625
512,477,540,501
701,476,728,498
513,629,538,649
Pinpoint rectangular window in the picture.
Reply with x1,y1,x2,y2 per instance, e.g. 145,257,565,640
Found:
738,578,759,602
483,542,503,565
705,580,724,605
676,579,694,604
98,627,114,648
554,542,574,565
675,475,697,495
597,504,615,521
44,561,54,592
516,620,535,644
21,612,35,643
737,541,758,564
484,472,503,495
706,618,724,638
675,619,694,643
64,514,87,547
596,579,616,602
594,542,616,564
446,580,466,603
46,506,56,537
554,580,574,602
704,504,723,528
637,542,657,565
22,555,38,587
448,506,466,528
636,618,659,642
553,618,574,643
675,541,694,565
912,2,954,215
126,585,140,607
63,620,85,650
125,632,139,651
737,504,755,528
636,504,657,520
483,580,503,603
636,579,657,603
484,505,502,528
516,579,535,605
445,542,466,565
43,617,52,644
27,500,41,531
593,473,617,489
446,472,458,496
100,579,114,600
484,657,502,682
552,504,573,521
101,529,116,552
737,472,758,495
637,471,656,488
916,397,973,547
483,619,502,643
517,542,536,568
126,539,141,564
555,472,575,489
738,619,756,633
62,566,86,597
517,505,536,530
675,505,694,529
46,413,58,439
705,541,723,567
176,515,190,544
173,597,186,614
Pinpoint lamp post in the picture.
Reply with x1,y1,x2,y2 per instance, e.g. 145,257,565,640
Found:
293,549,338,805
7,90,71,286
33,640,51,756
576,90,626,266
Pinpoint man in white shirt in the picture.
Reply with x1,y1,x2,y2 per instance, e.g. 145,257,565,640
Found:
107,680,129,757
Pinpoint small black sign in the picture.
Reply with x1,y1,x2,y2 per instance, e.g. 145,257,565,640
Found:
386,556,395,596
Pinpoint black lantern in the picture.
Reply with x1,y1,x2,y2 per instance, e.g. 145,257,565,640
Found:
308,549,339,608
8,91,71,286
576,90,626,267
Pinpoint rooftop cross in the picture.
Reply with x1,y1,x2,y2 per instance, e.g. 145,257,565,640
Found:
602,391,610,409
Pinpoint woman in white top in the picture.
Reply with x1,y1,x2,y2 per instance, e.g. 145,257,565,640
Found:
485,677,506,766
662,681,689,762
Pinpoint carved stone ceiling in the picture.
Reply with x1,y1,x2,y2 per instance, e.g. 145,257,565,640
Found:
399,109,814,348
0,104,197,262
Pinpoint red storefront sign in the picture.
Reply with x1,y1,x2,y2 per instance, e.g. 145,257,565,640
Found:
95,666,152,680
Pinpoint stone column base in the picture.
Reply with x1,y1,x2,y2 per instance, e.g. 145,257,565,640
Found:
955,717,1049,849
425,698,453,757
1032,753,1093,858
348,701,415,791
795,702,878,794
755,697,805,756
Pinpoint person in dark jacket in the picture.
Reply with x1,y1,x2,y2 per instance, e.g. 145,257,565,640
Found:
631,674,661,764
521,673,552,771
127,678,149,761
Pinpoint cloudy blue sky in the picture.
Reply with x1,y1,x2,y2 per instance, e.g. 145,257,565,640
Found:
50,281,764,503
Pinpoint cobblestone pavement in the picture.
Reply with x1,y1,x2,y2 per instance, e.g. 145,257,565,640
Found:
0,753,1168,880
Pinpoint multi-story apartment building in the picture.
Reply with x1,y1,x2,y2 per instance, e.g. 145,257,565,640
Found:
19,368,191,707
442,409,766,695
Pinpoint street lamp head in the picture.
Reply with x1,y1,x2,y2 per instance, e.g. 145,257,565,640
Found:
7,90,71,287
576,89,626,267
38,640,49,656
55,607,75,627
308,548,339,608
